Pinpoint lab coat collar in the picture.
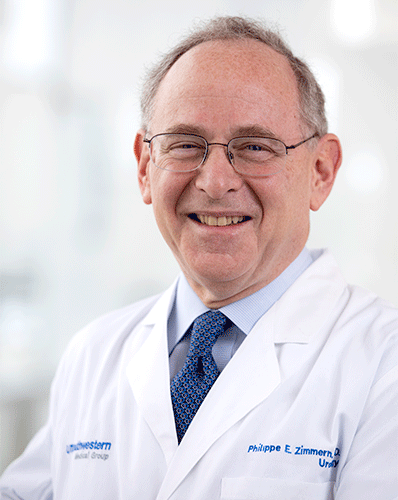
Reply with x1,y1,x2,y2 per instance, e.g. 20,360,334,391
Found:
271,249,347,344
141,277,178,328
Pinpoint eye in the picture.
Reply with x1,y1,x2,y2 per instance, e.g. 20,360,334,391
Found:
169,141,203,150
236,139,277,153
232,139,276,158
244,143,273,152
160,135,206,160
243,144,259,151
230,137,286,163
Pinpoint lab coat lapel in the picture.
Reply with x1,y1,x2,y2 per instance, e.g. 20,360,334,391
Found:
158,310,280,499
189,308,281,442
126,284,178,465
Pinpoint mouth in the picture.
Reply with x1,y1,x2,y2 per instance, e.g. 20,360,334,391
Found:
188,214,251,227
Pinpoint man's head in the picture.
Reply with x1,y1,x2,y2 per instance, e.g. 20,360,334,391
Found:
134,16,342,308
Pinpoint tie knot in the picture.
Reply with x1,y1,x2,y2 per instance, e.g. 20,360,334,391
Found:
189,310,227,357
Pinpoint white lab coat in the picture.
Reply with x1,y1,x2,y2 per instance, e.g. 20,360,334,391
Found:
1,250,397,500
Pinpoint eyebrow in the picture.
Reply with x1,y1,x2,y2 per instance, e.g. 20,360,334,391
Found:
163,124,280,140
164,124,208,136
232,125,279,139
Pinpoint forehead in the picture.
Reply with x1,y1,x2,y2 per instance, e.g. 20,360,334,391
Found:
151,39,301,137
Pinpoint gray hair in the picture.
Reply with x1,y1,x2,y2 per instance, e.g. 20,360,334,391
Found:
140,16,328,137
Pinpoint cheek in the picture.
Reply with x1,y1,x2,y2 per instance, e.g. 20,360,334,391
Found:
254,168,312,230
150,170,191,224
150,168,176,204
283,158,313,201
277,170,313,235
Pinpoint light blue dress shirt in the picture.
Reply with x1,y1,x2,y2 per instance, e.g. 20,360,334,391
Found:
168,247,314,379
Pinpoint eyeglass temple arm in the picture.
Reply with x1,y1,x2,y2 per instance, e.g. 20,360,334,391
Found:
285,133,318,153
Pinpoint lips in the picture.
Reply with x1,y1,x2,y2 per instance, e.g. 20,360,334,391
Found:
189,214,251,227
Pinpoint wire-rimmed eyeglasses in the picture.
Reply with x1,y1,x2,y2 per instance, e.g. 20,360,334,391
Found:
143,132,318,177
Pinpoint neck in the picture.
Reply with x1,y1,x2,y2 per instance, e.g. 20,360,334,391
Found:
184,267,283,309
182,247,308,308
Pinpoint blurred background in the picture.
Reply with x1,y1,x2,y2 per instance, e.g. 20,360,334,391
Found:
0,0,397,474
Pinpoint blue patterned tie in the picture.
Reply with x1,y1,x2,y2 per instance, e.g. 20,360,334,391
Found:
170,310,227,443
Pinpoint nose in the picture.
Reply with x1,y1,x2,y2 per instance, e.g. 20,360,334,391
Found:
194,143,244,199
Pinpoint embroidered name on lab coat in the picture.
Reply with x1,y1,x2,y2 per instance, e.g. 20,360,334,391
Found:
247,443,341,468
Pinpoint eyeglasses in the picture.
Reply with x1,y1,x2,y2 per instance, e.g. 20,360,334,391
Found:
143,132,318,177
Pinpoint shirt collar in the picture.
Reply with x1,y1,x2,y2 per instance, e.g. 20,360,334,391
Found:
167,247,314,353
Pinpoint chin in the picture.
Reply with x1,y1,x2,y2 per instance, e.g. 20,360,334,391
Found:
187,256,255,286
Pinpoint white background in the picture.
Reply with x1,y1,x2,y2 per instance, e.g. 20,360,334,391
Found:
0,0,397,473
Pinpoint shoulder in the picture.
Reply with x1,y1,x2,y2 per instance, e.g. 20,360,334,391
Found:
335,278,398,352
274,249,398,351
292,250,398,364
340,285,398,372
48,290,172,405
62,293,163,363
309,249,398,332
345,284,398,325
314,252,398,379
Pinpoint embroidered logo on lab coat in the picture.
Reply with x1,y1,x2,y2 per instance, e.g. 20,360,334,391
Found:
66,440,112,461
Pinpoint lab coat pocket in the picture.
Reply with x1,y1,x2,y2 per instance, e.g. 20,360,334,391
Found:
221,476,334,499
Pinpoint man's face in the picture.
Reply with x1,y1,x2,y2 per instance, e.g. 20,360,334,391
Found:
136,40,338,307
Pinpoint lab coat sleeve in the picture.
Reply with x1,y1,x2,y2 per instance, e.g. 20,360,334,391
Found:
335,337,398,499
0,326,72,500
0,424,52,500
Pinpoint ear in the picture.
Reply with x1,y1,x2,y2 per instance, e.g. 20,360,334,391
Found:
134,129,152,205
310,133,342,211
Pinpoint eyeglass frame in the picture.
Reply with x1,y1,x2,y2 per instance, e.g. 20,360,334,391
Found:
143,132,319,176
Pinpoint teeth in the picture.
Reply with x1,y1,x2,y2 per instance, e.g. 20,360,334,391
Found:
197,215,245,226
208,216,218,226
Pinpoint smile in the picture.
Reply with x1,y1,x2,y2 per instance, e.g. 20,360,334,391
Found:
189,214,251,226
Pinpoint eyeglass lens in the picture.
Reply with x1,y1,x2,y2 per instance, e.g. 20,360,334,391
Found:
149,134,287,176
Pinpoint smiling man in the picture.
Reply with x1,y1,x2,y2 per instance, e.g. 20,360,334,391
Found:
1,16,397,500
135,36,339,307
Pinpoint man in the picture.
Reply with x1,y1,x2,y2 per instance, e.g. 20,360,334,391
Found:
1,16,397,500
